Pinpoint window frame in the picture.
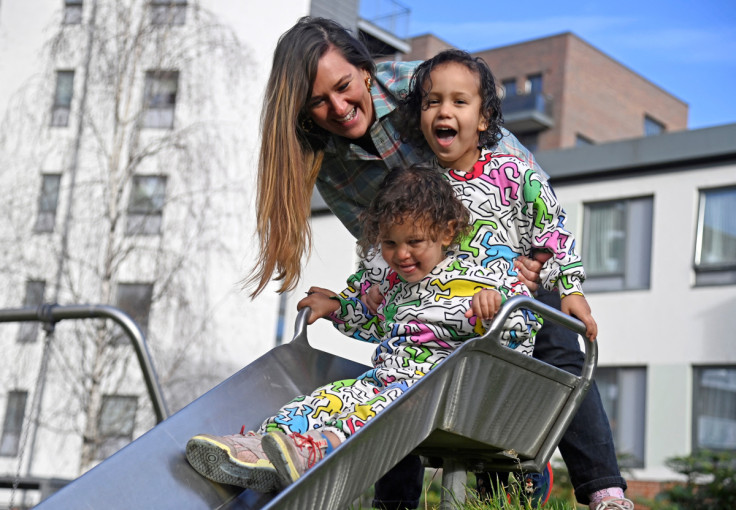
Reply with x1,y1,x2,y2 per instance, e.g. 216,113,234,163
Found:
18,281,46,343
34,173,62,233
150,0,187,25
63,0,83,24
51,70,75,127
96,394,138,459
0,390,29,457
142,70,179,129
582,195,654,292
125,175,167,236
114,283,154,343
644,115,665,136
595,366,647,468
501,78,516,98
693,185,736,286
692,365,736,452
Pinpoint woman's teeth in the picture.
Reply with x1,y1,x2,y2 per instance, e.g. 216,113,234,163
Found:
337,108,357,122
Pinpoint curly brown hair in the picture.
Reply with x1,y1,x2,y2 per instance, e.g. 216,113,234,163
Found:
396,49,504,151
358,165,470,257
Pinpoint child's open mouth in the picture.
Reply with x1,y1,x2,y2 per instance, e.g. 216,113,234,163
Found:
435,127,457,147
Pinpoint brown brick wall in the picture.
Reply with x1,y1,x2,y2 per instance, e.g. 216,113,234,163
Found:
626,480,681,510
407,32,689,150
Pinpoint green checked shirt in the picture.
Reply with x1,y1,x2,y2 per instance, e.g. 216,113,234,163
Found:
315,60,546,238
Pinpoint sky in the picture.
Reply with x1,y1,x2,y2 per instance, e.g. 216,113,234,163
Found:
363,0,736,130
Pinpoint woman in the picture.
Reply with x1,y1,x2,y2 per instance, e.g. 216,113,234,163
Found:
248,16,630,510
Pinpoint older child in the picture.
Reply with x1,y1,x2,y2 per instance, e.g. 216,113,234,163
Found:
185,165,541,492
395,50,631,510
396,49,597,341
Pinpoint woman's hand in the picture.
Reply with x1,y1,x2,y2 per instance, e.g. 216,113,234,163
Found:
514,251,552,294
297,287,340,324
561,294,598,341
465,289,503,321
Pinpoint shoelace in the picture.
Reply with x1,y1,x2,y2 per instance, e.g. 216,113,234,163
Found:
290,432,326,468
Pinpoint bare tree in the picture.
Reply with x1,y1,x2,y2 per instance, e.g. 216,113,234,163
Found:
0,0,257,477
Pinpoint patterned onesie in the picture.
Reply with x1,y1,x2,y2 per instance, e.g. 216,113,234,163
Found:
259,255,540,441
443,147,586,297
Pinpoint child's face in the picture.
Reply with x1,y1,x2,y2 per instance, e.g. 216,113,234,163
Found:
380,218,454,283
420,62,488,171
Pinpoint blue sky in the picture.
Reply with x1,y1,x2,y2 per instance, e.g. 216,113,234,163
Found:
364,0,736,130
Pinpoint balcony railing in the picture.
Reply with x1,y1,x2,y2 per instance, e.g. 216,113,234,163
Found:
501,92,555,133
359,0,409,40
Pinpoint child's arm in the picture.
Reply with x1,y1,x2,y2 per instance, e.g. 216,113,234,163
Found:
560,294,598,341
297,288,340,325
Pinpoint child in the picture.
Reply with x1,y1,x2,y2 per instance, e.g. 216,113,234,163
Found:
395,50,631,509
396,49,598,341
185,165,541,493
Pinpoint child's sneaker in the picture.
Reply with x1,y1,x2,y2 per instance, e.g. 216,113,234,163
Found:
186,430,281,492
594,499,634,510
261,430,331,486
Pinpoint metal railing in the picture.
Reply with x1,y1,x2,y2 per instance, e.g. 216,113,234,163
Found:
0,304,169,422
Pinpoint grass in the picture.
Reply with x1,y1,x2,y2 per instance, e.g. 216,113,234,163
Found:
351,465,581,510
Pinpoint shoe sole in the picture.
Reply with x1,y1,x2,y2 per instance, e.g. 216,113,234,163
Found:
261,432,302,486
186,435,281,492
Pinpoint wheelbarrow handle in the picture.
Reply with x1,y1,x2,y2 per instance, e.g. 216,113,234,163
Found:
481,295,598,382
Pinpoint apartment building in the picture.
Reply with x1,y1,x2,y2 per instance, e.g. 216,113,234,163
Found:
405,32,689,152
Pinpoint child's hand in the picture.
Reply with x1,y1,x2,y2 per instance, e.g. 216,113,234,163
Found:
361,285,383,315
560,294,598,341
297,287,340,324
465,289,503,321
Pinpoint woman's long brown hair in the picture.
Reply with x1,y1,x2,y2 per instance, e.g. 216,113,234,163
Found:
247,17,375,297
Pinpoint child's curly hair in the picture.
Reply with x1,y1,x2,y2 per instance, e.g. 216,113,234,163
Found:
396,49,504,151
358,165,471,258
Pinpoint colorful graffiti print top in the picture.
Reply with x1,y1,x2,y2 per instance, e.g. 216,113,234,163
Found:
331,253,540,387
444,147,586,298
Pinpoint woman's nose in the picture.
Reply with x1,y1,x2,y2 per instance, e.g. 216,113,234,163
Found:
328,94,349,116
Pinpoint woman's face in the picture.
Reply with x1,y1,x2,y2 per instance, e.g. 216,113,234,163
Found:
306,46,375,140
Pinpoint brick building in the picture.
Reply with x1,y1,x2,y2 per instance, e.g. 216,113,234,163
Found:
404,32,688,152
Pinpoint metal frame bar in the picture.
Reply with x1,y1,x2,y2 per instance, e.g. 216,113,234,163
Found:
0,304,169,423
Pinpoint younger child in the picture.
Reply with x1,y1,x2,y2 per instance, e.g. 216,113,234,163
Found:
185,165,541,492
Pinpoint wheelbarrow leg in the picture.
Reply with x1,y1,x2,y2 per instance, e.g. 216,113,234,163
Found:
440,458,466,510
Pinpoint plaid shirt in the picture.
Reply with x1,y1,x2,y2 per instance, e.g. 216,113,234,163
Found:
315,60,545,238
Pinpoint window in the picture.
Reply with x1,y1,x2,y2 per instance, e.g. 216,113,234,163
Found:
114,283,153,342
596,367,647,467
97,395,137,459
527,73,543,94
575,134,594,147
126,175,167,235
18,281,45,343
693,367,736,451
63,0,83,24
34,174,62,233
0,391,28,457
142,71,178,129
694,186,736,285
51,70,74,127
501,78,516,98
583,196,653,292
644,115,665,136
150,0,187,25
